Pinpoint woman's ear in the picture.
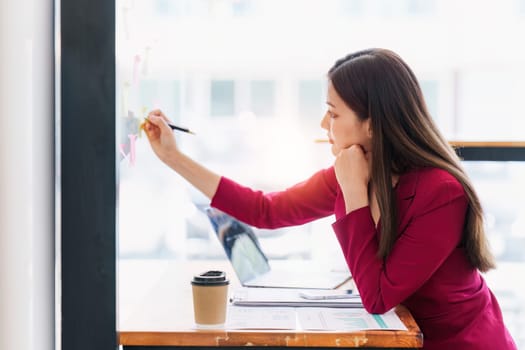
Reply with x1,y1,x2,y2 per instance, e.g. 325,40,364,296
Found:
365,118,373,138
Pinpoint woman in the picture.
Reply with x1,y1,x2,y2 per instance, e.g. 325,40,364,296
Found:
143,48,517,349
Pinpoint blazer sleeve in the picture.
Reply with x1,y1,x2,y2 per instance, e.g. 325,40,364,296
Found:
332,177,468,314
210,167,338,229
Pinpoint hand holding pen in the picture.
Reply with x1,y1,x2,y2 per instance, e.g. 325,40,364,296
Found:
141,109,196,135
142,109,221,199
142,109,194,164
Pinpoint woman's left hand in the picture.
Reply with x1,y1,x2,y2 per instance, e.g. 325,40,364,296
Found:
334,144,371,214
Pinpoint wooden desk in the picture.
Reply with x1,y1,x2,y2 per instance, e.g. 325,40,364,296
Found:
448,141,525,147
118,259,423,349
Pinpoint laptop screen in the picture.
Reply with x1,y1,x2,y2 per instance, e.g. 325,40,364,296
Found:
204,207,271,284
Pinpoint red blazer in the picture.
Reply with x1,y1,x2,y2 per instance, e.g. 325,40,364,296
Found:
211,166,516,350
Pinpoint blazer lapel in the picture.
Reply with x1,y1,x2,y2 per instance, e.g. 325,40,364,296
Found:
395,169,420,234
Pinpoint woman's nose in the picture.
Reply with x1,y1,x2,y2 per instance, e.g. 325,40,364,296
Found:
320,112,329,130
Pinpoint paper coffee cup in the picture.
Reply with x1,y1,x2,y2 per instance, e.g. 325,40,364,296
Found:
191,270,229,328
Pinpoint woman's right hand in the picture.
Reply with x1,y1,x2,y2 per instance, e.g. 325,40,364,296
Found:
143,109,179,164
334,144,371,214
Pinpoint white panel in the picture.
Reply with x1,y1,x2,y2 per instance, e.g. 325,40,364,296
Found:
0,0,54,349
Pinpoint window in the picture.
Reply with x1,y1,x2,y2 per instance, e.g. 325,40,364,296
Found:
374,0,435,17
232,0,255,17
420,80,438,119
250,80,275,117
339,0,363,16
457,70,525,140
406,0,435,15
298,80,324,121
210,80,235,117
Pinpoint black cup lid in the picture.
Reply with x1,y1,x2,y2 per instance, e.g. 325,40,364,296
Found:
191,270,229,286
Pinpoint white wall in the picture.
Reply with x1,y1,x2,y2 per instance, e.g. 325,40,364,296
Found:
0,0,55,349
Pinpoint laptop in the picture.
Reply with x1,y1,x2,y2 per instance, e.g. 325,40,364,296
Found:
203,206,352,289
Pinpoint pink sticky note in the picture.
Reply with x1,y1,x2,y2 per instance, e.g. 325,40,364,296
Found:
128,134,137,166
119,143,128,159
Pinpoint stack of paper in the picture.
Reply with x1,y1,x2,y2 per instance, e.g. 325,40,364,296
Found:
230,287,363,308
226,288,407,331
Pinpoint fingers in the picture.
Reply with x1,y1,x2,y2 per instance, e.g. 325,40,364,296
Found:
147,110,172,133
338,144,364,158
149,109,170,123
143,119,159,141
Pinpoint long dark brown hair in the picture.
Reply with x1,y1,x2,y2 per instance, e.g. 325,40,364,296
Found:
328,48,495,272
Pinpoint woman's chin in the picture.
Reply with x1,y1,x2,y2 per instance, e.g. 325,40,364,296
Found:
330,145,339,156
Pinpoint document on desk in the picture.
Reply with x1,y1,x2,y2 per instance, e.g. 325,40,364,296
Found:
227,306,296,329
297,308,408,331
230,287,363,308
227,288,406,331
226,306,407,331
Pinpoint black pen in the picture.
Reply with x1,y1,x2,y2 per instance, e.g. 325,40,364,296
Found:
167,123,196,135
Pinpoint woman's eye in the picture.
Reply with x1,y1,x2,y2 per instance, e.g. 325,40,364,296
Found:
328,111,337,119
